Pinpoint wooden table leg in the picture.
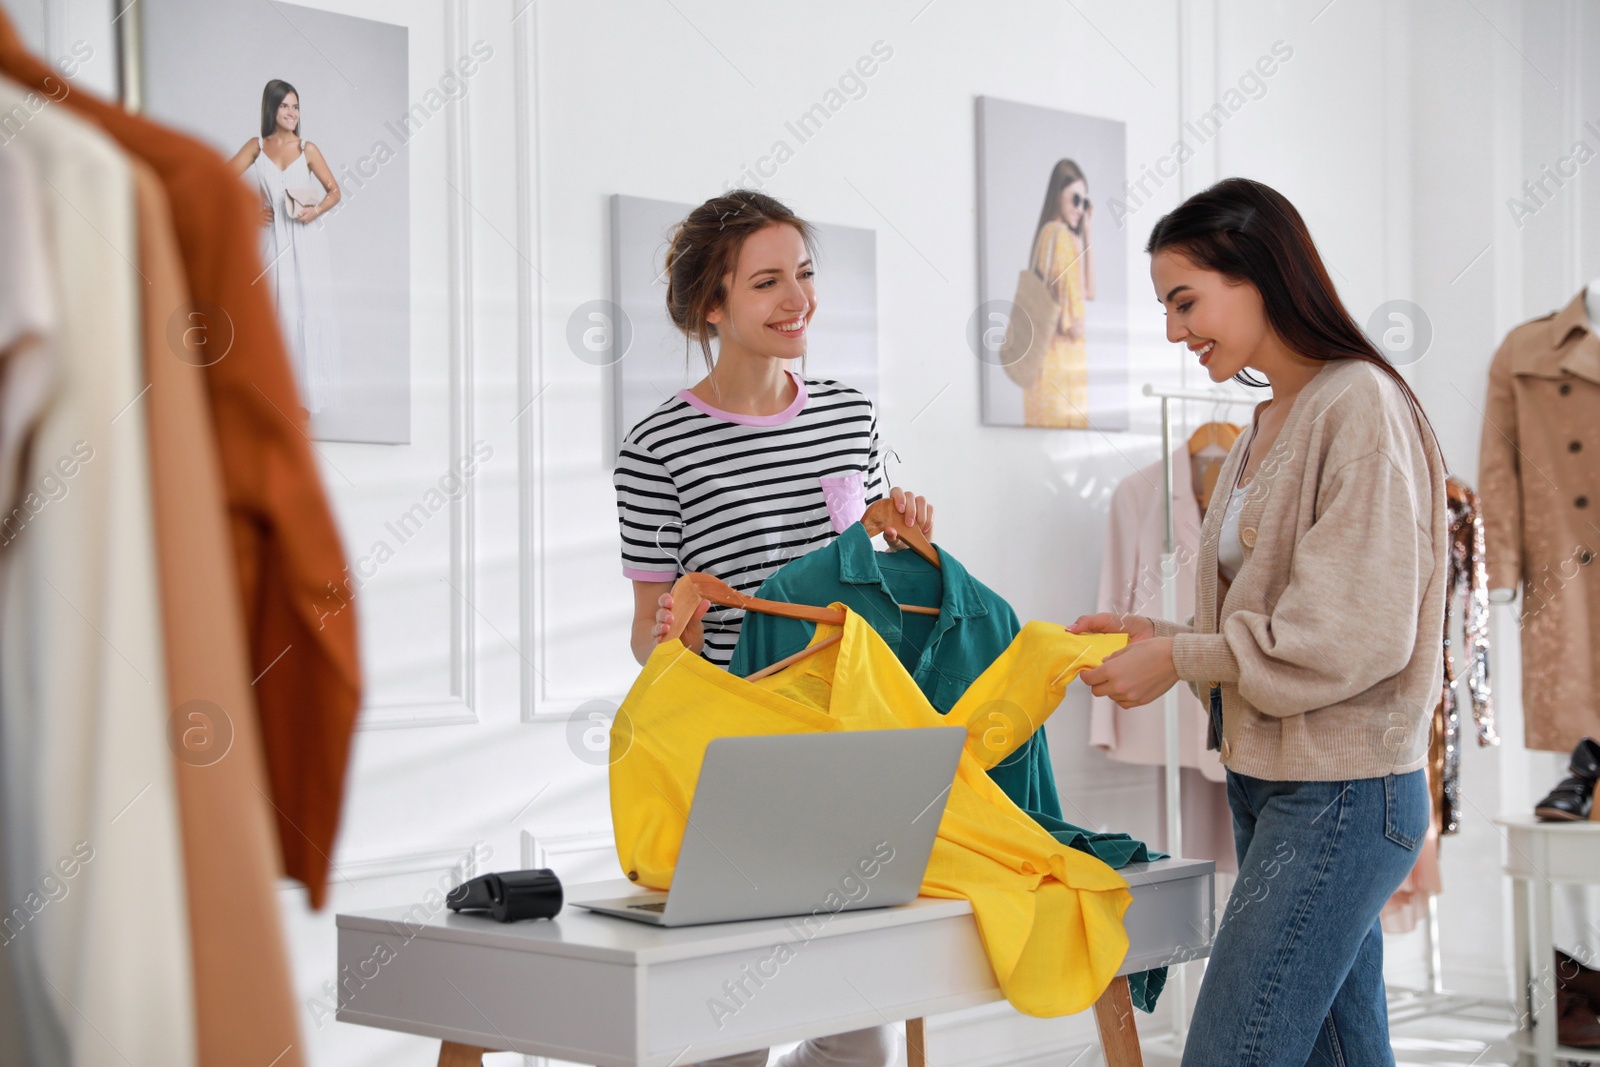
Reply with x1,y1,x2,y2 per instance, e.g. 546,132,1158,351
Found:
905,1016,926,1067
1092,976,1143,1067
438,1041,488,1066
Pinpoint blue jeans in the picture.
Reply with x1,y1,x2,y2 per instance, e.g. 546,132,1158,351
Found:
1182,687,1429,1067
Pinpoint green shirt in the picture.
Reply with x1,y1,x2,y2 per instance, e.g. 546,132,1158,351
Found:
728,524,1066,819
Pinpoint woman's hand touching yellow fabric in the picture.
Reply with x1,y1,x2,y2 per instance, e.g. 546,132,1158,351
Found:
1079,638,1178,709
1067,613,1178,709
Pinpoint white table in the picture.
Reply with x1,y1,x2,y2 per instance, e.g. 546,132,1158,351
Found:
336,857,1215,1067
1496,814,1600,1066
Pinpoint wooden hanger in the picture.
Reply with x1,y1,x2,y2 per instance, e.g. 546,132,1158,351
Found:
1187,421,1241,455
745,633,844,682
663,572,846,684
1189,421,1242,512
663,573,844,643
858,498,940,615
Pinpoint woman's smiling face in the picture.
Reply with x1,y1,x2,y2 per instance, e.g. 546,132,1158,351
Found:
706,222,816,362
1151,247,1272,383
277,93,300,134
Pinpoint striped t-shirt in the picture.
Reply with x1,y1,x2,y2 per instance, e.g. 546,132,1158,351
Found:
614,373,884,666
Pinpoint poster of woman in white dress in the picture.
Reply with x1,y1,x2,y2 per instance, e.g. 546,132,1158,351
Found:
141,0,412,444
227,80,342,417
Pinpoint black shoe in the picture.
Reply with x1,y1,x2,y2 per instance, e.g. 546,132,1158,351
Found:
1559,985,1600,1049
1536,738,1600,821
1559,949,1600,1014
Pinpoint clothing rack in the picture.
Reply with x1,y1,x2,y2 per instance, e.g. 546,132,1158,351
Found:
1140,383,1259,863
1138,382,1261,1045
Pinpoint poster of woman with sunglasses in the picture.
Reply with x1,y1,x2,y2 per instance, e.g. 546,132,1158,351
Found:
975,98,1127,431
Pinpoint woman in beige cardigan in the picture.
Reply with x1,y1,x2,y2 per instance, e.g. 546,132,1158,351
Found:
1070,178,1449,1066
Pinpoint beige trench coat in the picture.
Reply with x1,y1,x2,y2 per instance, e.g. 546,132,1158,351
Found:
1479,289,1600,752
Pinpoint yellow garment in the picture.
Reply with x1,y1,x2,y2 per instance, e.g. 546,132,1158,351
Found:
609,609,1131,1017
1022,218,1089,428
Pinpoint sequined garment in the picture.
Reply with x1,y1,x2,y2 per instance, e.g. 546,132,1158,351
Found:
1432,476,1498,835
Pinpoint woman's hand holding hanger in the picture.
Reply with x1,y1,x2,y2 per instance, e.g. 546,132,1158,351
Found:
649,481,934,640
632,484,934,664
628,582,709,664
651,590,707,647
882,486,934,551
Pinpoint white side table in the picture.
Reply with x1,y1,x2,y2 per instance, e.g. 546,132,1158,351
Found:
1496,814,1600,1066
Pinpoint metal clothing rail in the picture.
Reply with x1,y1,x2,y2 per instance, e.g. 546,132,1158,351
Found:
1136,382,1260,1044
1139,382,1259,874
116,0,144,111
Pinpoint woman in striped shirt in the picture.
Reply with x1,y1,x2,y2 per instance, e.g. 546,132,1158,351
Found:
614,187,928,1067
615,190,932,671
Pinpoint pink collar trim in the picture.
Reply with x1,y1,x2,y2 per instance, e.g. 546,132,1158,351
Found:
678,371,807,426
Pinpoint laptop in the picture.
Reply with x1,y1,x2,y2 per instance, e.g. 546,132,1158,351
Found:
569,727,966,927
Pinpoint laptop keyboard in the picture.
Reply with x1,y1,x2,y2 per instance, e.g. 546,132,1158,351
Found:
628,901,667,912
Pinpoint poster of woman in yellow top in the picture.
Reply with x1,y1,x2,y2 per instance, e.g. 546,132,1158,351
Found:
975,98,1128,430
1023,159,1095,427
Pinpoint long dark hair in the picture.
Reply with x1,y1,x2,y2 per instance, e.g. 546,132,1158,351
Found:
1033,159,1088,253
260,79,299,138
664,189,817,373
1145,177,1439,450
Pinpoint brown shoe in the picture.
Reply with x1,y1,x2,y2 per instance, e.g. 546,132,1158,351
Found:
1558,986,1600,1049
1559,949,1600,1013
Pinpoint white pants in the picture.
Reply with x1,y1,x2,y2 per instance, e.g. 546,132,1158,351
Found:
690,1024,898,1067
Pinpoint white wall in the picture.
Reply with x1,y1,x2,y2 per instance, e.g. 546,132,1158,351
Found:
1,0,118,99
5,0,1586,1062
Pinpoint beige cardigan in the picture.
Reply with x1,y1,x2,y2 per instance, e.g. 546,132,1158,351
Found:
1148,358,1449,781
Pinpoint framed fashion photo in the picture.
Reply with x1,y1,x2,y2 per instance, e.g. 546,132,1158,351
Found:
140,0,416,444
137,0,499,734
607,193,879,459
975,96,1129,430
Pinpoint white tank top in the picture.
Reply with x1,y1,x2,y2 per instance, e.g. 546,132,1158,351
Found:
1217,482,1246,582
1217,406,1265,583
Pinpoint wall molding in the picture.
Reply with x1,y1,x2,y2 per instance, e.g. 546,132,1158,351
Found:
1563,0,1583,297
281,841,483,890
521,827,615,871
359,0,479,730
514,0,556,723
511,2,616,724
1174,0,1218,407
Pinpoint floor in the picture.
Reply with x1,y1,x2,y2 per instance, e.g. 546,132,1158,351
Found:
1135,1011,1571,1067
517,1009,1572,1067
1387,1015,1521,1066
